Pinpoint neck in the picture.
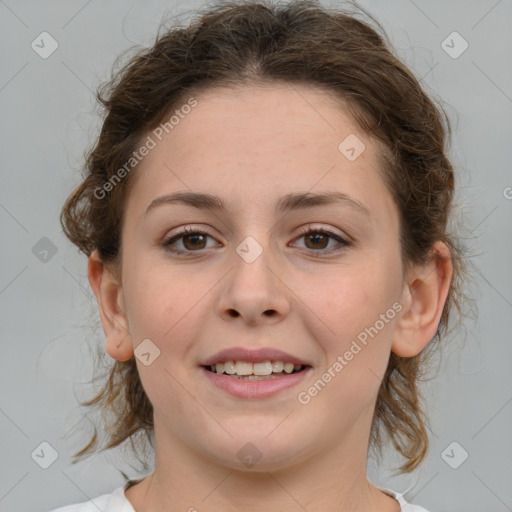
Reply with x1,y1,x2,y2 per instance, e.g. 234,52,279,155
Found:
125,415,400,512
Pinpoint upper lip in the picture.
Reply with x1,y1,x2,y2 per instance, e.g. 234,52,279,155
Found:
201,347,312,367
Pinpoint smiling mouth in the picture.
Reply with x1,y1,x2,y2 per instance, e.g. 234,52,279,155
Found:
202,360,310,380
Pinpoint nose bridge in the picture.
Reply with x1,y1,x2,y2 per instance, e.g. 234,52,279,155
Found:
235,233,268,265
230,230,278,290
227,203,278,265
218,226,290,322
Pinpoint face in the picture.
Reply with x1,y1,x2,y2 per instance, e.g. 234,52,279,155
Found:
112,83,409,471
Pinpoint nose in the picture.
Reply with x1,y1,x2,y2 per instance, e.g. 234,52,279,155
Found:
216,237,291,326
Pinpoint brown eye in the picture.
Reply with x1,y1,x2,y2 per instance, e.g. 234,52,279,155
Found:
181,232,208,250
292,226,349,255
162,227,216,254
161,225,349,257
304,231,330,250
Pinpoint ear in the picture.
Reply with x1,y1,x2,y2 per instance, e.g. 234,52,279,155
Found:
87,249,134,361
392,241,453,357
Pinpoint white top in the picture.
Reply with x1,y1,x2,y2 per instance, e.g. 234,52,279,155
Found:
48,479,430,511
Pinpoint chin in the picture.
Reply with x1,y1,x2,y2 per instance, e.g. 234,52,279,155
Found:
204,427,314,473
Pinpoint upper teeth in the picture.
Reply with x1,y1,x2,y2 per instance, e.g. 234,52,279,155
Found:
211,361,303,376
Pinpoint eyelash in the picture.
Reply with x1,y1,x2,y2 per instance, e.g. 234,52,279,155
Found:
161,225,350,257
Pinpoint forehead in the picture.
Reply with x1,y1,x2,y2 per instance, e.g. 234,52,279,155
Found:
156,83,356,159
125,83,394,220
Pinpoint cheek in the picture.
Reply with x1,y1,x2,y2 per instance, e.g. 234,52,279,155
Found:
122,263,205,418
121,257,217,389
301,279,399,424
309,258,400,339
121,249,199,340
304,253,401,396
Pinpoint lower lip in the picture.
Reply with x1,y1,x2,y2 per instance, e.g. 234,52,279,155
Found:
201,366,312,399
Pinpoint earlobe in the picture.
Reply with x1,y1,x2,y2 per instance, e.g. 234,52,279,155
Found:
87,249,134,361
392,241,453,357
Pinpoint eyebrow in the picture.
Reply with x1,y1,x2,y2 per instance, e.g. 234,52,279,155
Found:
145,191,372,218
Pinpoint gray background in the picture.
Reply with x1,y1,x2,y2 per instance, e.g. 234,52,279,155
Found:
1,1,511,511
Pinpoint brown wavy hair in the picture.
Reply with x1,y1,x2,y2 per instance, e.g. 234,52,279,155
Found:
61,0,469,474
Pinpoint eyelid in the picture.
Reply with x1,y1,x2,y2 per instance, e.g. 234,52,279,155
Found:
161,223,351,255
161,224,218,245
294,223,349,241
162,223,348,241
164,224,215,238
290,224,350,255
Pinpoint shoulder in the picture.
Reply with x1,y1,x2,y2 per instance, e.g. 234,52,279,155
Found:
377,485,431,512
47,483,135,512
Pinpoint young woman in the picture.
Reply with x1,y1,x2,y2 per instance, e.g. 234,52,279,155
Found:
51,0,465,510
